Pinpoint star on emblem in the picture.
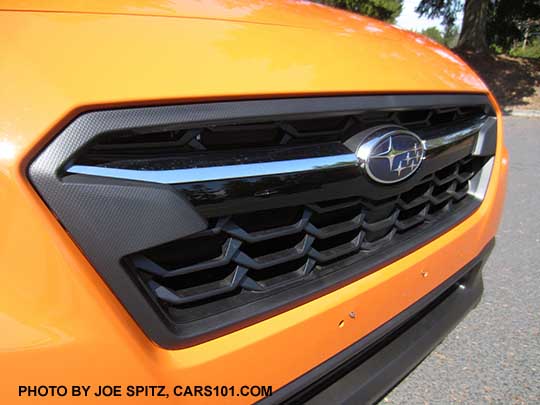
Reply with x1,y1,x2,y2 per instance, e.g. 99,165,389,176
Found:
370,136,423,177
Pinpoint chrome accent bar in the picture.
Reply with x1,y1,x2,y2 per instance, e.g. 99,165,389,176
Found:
66,119,489,185
422,119,485,150
472,117,497,156
468,157,494,200
66,154,359,185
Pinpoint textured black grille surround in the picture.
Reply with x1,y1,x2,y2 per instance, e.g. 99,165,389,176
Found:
28,95,496,349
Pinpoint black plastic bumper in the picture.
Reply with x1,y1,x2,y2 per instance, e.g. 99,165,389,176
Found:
260,239,495,405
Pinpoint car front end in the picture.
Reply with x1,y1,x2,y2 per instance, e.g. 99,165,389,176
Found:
0,1,507,403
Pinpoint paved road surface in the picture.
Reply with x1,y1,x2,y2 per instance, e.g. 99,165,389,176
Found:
383,116,540,404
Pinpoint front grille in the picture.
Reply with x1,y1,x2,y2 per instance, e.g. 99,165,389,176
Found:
126,155,488,322
77,105,485,167
28,95,497,348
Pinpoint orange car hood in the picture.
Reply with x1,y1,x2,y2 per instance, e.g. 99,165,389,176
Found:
1,0,487,93
0,0,456,34
1,0,490,159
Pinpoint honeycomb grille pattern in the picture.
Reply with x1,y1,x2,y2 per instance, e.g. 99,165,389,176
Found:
129,155,488,309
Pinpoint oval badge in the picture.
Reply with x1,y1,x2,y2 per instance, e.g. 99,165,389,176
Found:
356,129,425,184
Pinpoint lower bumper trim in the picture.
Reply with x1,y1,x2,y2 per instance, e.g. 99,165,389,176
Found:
261,239,494,405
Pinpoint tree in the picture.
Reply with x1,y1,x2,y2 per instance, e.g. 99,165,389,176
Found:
443,25,460,48
457,0,489,52
416,0,490,53
318,0,403,23
415,0,462,31
421,26,445,44
416,0,540,54
488,0,540,52
420,26,459,48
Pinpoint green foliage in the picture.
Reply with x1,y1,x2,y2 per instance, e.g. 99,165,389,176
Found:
420,26,459,48
415,1,464,49
490,43,504,54
487,0,540,52
509,39,540,59
421,26,445,43
415,0,463,30
416,0,540,53
443,25,460,48
318,0,403,23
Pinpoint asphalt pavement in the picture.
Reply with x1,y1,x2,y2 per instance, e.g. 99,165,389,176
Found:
383,116,540,404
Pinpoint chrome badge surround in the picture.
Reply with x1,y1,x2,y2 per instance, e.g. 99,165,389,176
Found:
356,128,426,184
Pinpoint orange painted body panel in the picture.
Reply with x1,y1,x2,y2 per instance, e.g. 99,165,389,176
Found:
0,2,506,403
